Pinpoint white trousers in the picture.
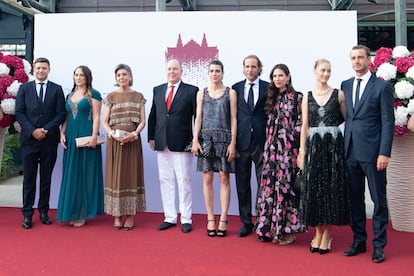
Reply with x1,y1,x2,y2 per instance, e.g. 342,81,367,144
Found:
157,148,193,224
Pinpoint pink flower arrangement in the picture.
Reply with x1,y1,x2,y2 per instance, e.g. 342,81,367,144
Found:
0,52,32,128
371,46,414,136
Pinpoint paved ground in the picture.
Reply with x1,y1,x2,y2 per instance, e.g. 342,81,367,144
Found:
0,174,23,207
0,174,374,218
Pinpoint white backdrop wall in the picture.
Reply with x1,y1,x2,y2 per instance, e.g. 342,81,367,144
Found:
34,11,357,215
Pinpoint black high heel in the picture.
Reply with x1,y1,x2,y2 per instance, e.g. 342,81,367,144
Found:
217,220,228,237
310,239,319,253
207,219,216,237
124,215,134,231
319,238,332,255
113,216,122,230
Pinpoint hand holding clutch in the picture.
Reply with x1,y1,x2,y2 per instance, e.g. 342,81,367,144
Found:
75,135,105,148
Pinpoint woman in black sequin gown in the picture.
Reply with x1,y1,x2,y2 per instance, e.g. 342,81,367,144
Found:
297,59,351,254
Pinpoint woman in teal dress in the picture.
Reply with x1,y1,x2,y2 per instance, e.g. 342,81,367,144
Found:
57,65,104,227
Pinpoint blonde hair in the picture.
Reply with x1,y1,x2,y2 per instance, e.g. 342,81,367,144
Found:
314,58,331,69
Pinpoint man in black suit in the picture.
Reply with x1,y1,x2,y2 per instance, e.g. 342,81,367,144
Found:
341,45,394,263
148,59,198,233
232,55,269,237
15,57,66,229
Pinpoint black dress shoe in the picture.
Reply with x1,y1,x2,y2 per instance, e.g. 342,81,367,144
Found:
157,222,176,231
372,247,385,263
40,213,52,225
181,223,192,233
237,223,253,237
22,217,32,229
344,241,366,256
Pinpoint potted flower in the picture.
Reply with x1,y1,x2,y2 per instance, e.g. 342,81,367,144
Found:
0,52,32,176
370,45,414,135
371,45,414,232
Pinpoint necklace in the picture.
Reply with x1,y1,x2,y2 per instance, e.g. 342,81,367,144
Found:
314,87,330,96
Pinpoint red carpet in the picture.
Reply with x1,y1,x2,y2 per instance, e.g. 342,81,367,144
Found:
0,207,413,276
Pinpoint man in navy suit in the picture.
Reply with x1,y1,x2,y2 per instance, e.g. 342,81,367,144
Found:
15,57,66,229
341,45,394,263
148,59,198,233
232,55,269,237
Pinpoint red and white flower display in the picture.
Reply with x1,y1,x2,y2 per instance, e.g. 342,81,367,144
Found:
371,45,414,136
0,52,32,128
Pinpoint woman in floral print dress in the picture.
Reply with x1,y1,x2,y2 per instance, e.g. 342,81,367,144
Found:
255,64,305,244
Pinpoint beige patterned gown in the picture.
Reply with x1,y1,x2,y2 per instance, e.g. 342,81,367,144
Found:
104,91,146,216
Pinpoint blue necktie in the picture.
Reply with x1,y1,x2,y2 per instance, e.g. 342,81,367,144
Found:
247,83,254,112
354,78,362,109
38,83,44,106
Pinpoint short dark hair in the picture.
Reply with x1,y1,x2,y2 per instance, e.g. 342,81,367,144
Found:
33,57,50,66
208,60,224,72
351,45,371,57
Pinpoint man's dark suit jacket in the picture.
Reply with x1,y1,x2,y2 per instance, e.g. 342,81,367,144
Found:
148,82,198,151
341,75,394,161
232,79,269,152
15,80,66,145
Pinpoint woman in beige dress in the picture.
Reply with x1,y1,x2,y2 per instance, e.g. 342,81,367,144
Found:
102,64,146,230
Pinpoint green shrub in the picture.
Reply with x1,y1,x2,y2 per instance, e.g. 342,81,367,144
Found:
0,131,21,177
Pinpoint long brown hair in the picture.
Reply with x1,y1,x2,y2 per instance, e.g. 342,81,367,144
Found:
264,64,294,115
71,65,93,99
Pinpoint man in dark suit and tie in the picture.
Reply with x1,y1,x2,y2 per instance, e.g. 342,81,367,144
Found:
232,55,269,237
341,45,394,263
15,57,66,229
148,59,198,233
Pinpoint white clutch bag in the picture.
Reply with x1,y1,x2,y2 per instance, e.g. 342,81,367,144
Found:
114,129,129,138
75,135,105,148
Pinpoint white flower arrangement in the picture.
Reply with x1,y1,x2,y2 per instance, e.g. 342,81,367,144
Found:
375,62,397,81
0,62,10,76
395,106,409,126
0,98,16,115
394,80,414,99
23,59,32,74
392,46,410,58
406,66,414,79
407,98,414,114
6,80,21,97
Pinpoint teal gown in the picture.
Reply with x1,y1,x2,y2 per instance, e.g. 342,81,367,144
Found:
57,89,104,222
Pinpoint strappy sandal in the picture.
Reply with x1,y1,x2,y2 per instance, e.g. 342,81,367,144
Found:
278,234,296,245
217,220,228,237
207,219,216,237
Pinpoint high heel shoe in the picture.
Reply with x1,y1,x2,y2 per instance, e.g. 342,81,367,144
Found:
319,238,332,255
217,220,228,238
207,219,216,237
73,220,86,227
124,215,134,231
113,216,122,230
310,239,319,253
